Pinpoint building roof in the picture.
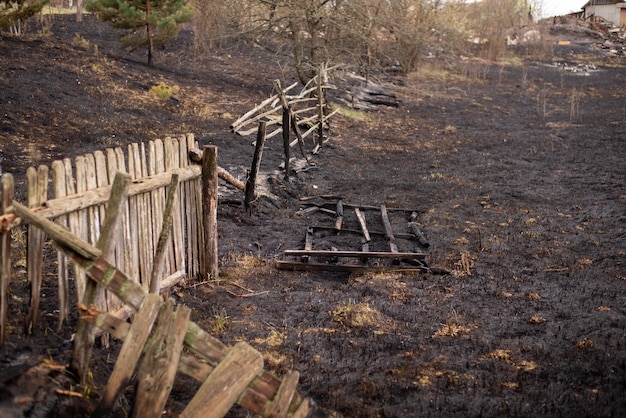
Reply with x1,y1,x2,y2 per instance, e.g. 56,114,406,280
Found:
583,0,626,6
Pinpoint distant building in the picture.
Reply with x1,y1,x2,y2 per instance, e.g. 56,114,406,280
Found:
583,0,626,26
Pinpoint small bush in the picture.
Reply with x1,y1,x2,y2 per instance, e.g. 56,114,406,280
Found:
149,82,180,101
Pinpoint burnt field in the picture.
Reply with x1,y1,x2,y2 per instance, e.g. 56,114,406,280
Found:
0,14,625,417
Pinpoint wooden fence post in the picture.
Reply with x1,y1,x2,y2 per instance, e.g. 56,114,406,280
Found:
282,107,291,181
245,121,266,211
70,171,131,385
201,146,218,281
0,174,14,347
317,66,325,148
150,173,179,294
25,165,48,335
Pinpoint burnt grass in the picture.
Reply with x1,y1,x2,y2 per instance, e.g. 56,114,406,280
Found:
1,14,626,418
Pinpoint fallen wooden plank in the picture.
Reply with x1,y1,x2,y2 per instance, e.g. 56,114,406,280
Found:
276,261,427,273
283,250,426,259
354,208,370,242
80,307,317,417
93,294,163,418
310,225,417,240
133,299,191,418
264,370,299,418
181,341,264,418
380,204,399,253
335,200,343,230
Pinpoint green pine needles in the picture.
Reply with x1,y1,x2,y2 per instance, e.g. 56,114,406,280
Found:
86,0,192,65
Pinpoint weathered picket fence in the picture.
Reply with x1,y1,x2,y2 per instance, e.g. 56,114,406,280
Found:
23,134,203,332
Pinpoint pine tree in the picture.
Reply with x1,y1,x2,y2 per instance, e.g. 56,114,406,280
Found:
86,0,192,65
0,0,50,32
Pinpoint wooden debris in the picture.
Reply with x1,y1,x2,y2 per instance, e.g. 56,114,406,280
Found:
134,299,191,418
181,342,264,418
93,294,163,418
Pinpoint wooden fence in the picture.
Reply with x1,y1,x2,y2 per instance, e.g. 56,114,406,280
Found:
5,185,333,417
25,134,203,332
0,134,216,352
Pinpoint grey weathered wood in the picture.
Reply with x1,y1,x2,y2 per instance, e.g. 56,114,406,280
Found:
181,341,264,418
51,161,70,329
93,293,163,418
354,208,371,242
164,137,184,273
150,174,178,294
25,165,48,335
71,171,131,384
381,204,399,253
245,121,266,210
276,260,426,273
19,165,200,221
282,107,291,181
133,299,190,418
201,146,219,281
264,370,299,418
284,250,426,259
73,156,88,301
301,227,313,263
335,200,344,230
0,174,14,347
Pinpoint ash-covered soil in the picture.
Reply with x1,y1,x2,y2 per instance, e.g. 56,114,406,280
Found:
0,14,625,417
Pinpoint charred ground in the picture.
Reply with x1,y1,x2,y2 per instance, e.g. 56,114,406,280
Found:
1,14,625,418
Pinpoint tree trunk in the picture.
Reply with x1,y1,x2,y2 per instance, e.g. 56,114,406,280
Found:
146,0,154,66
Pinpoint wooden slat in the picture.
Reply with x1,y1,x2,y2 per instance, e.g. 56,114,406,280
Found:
201,146,218,280
284,250,426,259
148,141,164,276
25,165,48,334
105,148,123,275
0,174,14,347
264,370,299,418
115,147,138,281
149,174,178,294
380,204,399,253
354,208,371,242
51,160,70,329
180,135,198,278
74,156,88,301
181,341,264,418
276,261,426,273
130,143,150,288
93,293,163,418
164,137,184,272
133,299,191,418
334,200,343,230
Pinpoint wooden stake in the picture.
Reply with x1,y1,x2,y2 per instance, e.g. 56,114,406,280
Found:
245,121,266,211
0,174,13,347
150,173,179,294
282,107,291,181
25,165,48,335
201,146,218,281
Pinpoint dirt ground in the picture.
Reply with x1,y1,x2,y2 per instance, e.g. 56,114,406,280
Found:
1,14,625,418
